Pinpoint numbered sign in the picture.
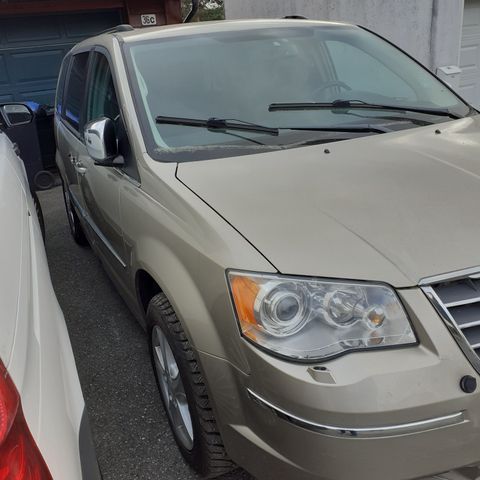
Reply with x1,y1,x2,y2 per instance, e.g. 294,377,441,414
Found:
141,14,157,26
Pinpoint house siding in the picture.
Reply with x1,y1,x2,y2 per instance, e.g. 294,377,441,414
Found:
224,0,464,71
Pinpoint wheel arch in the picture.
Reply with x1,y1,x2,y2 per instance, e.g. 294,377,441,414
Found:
132,239,228,360
136,268,162,315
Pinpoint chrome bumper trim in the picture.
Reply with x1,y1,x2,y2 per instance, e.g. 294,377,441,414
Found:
247,389,466,438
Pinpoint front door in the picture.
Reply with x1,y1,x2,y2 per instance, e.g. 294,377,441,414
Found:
77,50,129,285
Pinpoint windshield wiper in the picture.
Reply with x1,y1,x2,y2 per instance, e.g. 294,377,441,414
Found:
155,115,279,136
269,99,461,119
282,124,390,134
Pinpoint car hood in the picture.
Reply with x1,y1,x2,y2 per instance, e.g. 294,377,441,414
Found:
177,116,480,287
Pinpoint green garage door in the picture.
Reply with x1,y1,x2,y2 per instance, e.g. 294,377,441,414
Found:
0,10,122,106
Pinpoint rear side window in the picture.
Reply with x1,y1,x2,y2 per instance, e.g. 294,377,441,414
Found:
64,52,89,132
55,55,70,116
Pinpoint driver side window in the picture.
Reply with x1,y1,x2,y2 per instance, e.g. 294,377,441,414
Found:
86,50,140,181
86,52,120,123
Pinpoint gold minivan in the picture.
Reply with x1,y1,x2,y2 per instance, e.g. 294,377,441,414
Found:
56,19,480,480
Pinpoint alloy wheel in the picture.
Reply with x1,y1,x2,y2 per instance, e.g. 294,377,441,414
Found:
152,325,194,450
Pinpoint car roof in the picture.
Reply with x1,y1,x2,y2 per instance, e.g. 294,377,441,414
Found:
75,18,355,49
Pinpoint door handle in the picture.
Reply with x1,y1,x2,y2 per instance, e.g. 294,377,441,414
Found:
74,161,87,176
68,153,77,165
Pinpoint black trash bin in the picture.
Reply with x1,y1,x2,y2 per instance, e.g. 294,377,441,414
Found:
1,101,56,191
35,105,56,171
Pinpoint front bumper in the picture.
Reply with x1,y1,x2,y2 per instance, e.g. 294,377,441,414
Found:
199,288,480,480
247,388,466,438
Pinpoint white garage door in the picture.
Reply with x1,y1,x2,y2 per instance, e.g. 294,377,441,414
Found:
460,0,480,107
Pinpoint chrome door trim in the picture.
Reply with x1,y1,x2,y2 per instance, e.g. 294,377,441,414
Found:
247,388,466,438
69,188,127,268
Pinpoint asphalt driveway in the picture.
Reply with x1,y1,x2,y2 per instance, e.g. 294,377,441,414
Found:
39,185,251,480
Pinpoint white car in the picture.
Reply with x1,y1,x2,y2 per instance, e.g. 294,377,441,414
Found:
0,103,100,479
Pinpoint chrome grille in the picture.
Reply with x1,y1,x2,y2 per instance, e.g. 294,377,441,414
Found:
422,271,480,371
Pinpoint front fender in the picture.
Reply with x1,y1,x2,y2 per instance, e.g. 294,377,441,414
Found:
132,235,254,373
133,236,225,353
122,167,275,374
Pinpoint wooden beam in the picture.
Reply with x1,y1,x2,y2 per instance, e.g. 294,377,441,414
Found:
123,0,181,26
0,0,125,16
164,0,182,24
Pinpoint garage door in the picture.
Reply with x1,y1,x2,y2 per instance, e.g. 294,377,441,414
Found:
0,10,122,106
460,0,480,107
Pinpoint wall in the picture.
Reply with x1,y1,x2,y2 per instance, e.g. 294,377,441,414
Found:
224,0,464,70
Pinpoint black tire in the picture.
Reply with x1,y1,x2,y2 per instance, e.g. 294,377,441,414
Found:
147,293,235,478
61,180,88,246
31,191,45,241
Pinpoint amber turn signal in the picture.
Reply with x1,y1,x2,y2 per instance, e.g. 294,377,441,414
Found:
229,275,260,339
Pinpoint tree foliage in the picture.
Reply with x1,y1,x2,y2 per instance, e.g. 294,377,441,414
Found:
182,0,225,21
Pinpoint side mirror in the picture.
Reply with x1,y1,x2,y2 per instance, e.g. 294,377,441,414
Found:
84,117,123,166
0,104,33,128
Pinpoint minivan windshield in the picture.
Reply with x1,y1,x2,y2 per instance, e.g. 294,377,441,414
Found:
124,24,472,161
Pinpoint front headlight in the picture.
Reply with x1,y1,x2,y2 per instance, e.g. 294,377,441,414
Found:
228,271,417,361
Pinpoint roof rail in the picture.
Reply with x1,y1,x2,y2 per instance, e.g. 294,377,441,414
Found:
283,15,308,19
99,24,135,35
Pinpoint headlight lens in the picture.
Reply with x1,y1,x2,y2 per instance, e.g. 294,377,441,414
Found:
228,271,417,361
